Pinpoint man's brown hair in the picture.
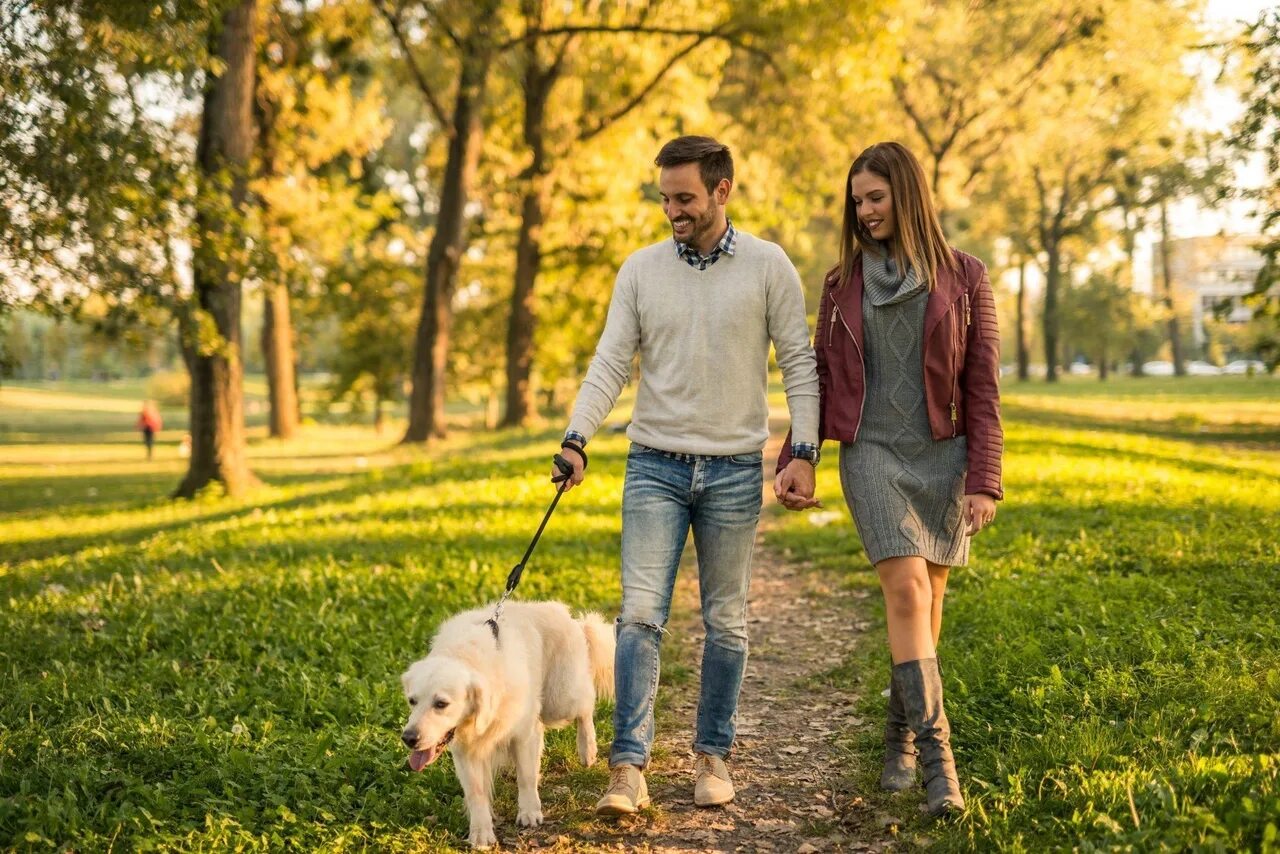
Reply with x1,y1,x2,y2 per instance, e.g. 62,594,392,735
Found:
654,136,734,194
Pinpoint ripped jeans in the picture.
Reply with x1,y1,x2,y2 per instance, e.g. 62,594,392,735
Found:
610,442,763,768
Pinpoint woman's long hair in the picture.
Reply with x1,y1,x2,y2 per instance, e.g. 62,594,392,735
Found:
832,142,955,290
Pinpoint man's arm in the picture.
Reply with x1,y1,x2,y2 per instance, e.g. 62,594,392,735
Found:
554,262,640,490
766,252,821,507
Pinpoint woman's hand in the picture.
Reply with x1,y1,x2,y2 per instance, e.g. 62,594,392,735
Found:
773,460,822,511
963,493,997,536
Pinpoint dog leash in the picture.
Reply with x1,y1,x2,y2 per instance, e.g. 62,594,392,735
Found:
485,453,577,644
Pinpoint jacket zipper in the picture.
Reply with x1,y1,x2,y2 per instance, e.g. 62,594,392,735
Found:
950,297,964,437
832,304,867,442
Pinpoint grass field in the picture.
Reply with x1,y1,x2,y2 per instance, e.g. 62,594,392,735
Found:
2,375,1279,851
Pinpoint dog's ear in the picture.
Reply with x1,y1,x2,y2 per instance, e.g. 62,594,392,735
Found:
468,670,498,735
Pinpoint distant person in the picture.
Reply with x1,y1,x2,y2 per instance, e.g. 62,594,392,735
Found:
775,142,1004,817
137,401,162,460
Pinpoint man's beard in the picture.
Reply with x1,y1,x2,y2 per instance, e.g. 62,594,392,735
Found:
672,206,720,247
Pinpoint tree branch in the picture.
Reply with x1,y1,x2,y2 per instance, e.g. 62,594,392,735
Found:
372,0,450,131
576,33,708,144
892,74,939,156
499,23,776,71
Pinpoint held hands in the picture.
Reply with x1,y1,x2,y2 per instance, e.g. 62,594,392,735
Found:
963,493,997,536
773,459,822,511
552,444,587,492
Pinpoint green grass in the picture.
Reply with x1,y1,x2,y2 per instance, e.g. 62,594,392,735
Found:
3,375,1279,851
1,388,632,851
770,376,1280,851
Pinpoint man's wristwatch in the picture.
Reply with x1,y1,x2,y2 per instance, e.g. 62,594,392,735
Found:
792,445,821,466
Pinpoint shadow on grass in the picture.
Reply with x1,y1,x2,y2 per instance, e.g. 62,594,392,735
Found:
1004,401,1280,449
4,447,623,582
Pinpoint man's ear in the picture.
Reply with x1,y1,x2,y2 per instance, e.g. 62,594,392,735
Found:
715,177,732,205
468,671,498,735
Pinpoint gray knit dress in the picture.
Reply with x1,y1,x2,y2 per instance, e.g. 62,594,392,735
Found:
839,247,969,566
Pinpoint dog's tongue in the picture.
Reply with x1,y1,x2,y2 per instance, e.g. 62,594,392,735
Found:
408,747,438,772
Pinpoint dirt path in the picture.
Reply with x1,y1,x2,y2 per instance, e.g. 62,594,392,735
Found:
517,526,902,852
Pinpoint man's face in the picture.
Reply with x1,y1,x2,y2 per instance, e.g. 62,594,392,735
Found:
659,162,728,247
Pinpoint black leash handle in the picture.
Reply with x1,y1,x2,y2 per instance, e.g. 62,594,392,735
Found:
486,453,575,641
503,454,574,593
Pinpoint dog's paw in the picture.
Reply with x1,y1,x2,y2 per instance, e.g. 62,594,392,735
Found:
468,826,498,848
517,807,544,827
579,745,597,766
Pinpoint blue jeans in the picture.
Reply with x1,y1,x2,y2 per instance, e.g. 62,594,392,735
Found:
610,443,763,768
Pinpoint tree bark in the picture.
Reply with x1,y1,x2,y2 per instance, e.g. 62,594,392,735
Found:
402,54,490,443
175,0,260,499
1043,237,1061,382
502,34,555,429
1016,257,1030,381
262,282,299,438
1159,200,1186,376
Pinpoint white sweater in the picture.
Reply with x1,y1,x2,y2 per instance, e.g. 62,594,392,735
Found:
566,231,819,455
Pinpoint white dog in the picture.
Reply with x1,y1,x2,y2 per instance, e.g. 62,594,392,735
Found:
400,601,614,849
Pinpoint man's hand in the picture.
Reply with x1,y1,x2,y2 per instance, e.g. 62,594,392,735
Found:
553,444,586,492
773,459,822,511
963,493,997,536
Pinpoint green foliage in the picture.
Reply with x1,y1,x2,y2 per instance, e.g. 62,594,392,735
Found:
146,370,191,408
1232,8,1280,332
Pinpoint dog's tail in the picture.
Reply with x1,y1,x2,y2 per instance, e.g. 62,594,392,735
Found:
579,612,615,701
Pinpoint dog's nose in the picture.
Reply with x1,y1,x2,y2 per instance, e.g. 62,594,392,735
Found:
401,731,417,748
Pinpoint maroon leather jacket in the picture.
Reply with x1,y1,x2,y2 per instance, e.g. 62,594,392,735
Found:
778,248,1004,500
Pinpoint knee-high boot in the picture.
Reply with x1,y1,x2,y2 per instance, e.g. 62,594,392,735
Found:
880,667,917,791
891,657,964,816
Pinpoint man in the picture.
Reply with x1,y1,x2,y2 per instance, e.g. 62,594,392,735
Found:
553,135,822,815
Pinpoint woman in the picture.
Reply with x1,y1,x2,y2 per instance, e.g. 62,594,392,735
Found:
775,142,1003,817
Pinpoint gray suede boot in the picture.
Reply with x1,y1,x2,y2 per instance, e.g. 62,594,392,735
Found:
880,674,917,791
891,657,965,817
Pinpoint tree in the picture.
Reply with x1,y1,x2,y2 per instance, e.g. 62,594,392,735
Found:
1231,8,1280,337
883,0,1101,222
377,0,790,440
174,0,260,498
1111,134,1233,376
498,1,786,427
324,229,419,431
253,1,392,439
1004,0,1200,381
1061,271,1138,379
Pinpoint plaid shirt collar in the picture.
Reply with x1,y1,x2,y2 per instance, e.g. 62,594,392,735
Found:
675,219,736,271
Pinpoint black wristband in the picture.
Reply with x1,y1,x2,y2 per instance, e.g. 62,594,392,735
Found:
560,441,588,470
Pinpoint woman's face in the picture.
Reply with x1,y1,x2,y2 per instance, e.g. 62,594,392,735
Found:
850,170,894,241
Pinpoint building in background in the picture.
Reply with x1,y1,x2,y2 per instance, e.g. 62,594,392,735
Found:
1155,234,1266,346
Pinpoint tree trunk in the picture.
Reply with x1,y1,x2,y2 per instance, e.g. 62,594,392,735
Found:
502,43,555,429
1043,238,1061,382
1099,340,1109,380
374,392,384,433
262,282,299,439
402,56,490,443
1159,200,1186,376
175,0,260,499
1016,257,1030,381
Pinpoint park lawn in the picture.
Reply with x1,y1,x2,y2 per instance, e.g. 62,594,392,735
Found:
770,377,1280,851
0,390,636,851
1,375,1278,851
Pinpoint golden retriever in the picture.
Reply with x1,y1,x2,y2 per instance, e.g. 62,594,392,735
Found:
400,602,614,848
